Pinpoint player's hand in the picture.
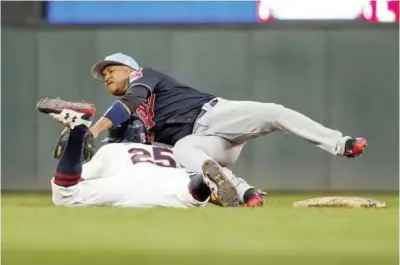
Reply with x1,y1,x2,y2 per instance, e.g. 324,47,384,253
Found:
83,131,96,161
53,126,70,160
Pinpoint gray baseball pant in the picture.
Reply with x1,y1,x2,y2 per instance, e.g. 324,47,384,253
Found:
173,98,350,202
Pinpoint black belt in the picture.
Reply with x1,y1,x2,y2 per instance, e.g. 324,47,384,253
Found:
197,98,218,121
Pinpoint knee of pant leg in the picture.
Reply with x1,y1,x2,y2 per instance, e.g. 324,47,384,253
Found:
173,137,192,161
173,137,205,172
174,135,235,172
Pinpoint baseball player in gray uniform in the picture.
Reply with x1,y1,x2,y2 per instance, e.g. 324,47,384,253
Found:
41,53,368,207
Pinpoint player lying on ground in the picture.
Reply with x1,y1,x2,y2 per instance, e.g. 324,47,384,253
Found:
39,53,368,207
53,117,263,207
37,100,240,208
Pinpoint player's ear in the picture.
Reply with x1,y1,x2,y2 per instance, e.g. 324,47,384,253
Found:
123,66,134,74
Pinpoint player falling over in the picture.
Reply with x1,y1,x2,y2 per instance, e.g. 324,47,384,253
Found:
36,100,240,208
41,53,367,207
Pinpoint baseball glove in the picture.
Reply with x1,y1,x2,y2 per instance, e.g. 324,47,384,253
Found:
53,126,96,162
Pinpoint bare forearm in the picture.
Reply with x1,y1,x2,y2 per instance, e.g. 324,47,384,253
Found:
89,117,113,138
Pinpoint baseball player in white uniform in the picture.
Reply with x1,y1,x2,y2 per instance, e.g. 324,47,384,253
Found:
37,99,240,208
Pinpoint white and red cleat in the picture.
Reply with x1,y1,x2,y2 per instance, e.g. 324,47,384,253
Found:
36,98,95,129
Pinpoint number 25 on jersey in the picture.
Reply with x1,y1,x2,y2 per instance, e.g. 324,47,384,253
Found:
128,147,179,168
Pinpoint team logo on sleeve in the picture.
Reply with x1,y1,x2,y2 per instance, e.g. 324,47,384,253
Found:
129,68,143,82
136,94,156,142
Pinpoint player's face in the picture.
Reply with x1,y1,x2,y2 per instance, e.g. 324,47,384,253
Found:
102,65,131,96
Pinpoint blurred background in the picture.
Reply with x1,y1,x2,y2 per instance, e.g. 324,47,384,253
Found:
1,1,399,192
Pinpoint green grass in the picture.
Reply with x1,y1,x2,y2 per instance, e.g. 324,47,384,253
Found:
2,193,398,265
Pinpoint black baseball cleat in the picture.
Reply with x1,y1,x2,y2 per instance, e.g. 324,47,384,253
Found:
201,160,240,207
36,98,95,129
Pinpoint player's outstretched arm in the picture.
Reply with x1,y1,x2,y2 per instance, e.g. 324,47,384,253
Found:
89,101,131,138
89,116,114,138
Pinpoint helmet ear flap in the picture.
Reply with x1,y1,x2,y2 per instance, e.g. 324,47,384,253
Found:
103,117,148,144
123,118,148,144
103,122,129,144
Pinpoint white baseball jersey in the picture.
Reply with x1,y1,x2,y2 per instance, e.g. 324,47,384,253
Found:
51,143,206,208
82,142,181,180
